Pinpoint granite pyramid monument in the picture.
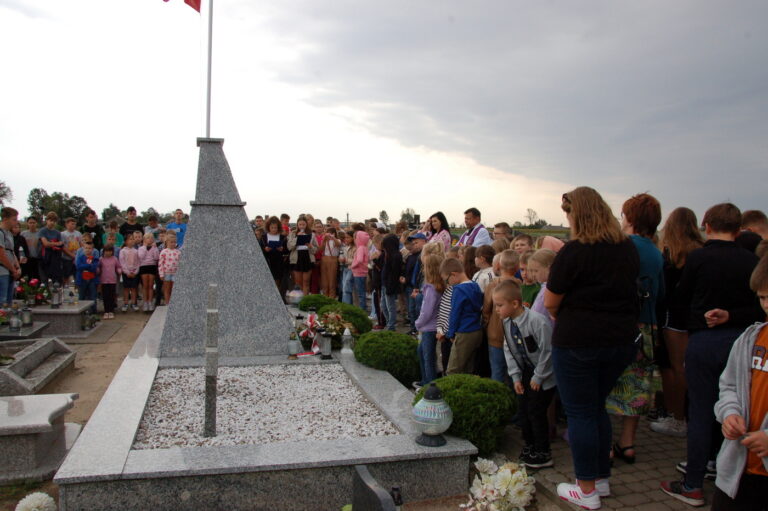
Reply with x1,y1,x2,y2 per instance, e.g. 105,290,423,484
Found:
159,138,293,358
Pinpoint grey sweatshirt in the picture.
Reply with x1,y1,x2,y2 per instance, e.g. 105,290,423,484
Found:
502,308,556,390
714,322,768,498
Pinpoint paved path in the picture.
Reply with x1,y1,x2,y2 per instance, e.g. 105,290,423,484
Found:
498,415,716,510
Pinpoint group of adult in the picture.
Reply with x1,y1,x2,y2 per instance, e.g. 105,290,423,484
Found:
540,187,765,509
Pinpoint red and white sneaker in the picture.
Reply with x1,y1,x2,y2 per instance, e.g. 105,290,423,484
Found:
557,482,601,509
660,480,705,507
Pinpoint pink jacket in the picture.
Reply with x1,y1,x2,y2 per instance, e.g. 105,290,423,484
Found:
138,244,160,267
350,231,370,277
98,256,122,285
119,246,140,275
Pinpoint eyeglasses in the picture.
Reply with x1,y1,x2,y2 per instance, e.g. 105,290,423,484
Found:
561,193,571,204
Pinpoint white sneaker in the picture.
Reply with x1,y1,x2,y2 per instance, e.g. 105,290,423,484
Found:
557,482,601,510
121,304,128,313
149,303,155,312
650,417,687,438
131,304,139,312
595,479,610,497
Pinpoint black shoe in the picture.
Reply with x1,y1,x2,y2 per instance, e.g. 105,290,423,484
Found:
519,444,533,460
676,461,716,481
522,451,554,469
612,442,636,464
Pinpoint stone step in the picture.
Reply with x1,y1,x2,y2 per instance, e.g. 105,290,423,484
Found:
0,338,76,395
25,351,76,391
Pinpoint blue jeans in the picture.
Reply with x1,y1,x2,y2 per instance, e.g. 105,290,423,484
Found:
341,267,353,305
406,286,423,331
0,274,12,304
353,276,367,312
684,327,742,489
488,345,509,383
553,343,635,481
381,286,398,331
78,279,98,313
418,331,438,385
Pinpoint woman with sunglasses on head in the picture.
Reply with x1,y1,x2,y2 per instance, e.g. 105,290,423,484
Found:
544,187,640,510
421,212,452,251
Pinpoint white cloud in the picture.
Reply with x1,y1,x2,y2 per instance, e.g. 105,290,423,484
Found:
2,1,766,227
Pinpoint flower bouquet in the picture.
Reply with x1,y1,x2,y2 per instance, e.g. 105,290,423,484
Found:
461,458,536,511
319,311,354,338
298,310,320,353
15,278,51,305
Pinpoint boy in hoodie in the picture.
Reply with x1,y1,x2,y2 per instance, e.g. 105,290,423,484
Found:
75,242,100,314
710,257,768,510
440,257,483,375
495,279,556,469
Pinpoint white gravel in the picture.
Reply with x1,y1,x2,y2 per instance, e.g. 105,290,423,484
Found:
132,364,399,449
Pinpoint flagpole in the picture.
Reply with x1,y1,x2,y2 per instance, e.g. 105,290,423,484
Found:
205,0,214,138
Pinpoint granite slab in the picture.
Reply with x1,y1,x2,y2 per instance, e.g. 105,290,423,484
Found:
29,302,96,337
0,321,49,341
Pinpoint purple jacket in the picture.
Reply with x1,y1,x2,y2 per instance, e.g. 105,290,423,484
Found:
415,283,442,333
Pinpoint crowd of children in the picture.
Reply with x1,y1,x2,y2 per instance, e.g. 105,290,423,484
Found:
5,207,184,319
3,195,768,510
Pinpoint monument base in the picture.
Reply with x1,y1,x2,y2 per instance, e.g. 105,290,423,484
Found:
54,308,476,510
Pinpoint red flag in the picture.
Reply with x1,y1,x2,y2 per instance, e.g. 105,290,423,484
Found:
163,0,200,12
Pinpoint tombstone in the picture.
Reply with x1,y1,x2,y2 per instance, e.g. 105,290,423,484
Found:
1,393,81,484
352,465,397,511
159,139,293,359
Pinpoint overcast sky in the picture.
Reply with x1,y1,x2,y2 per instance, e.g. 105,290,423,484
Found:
1,0,766,227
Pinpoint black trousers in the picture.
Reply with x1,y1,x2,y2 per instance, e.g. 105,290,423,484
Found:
102,284,117,314
712,474,768,511
519,367,556,453
440,340,452,376
22,257,40,280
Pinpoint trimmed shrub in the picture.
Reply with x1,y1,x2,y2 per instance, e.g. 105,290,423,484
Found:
298,294,336,312
354,331,419,387
317,303,373,335
413,374,516,456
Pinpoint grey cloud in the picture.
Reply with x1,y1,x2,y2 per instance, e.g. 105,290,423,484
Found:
249,0,768,213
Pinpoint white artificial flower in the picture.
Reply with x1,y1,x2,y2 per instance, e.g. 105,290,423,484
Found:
467,457,536,511
494,468,514,494
474,458,498,474
15,492,56,511
470,477,486,499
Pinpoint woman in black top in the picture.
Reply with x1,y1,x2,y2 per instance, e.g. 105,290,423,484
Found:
544,186,640,509
260,216,287,291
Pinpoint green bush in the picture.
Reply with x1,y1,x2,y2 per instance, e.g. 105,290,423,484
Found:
413,374,515,456
317,303,373,335
298,294,336,312
354,331,419,386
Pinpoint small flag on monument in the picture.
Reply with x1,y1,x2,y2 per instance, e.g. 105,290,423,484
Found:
163,0,201,12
